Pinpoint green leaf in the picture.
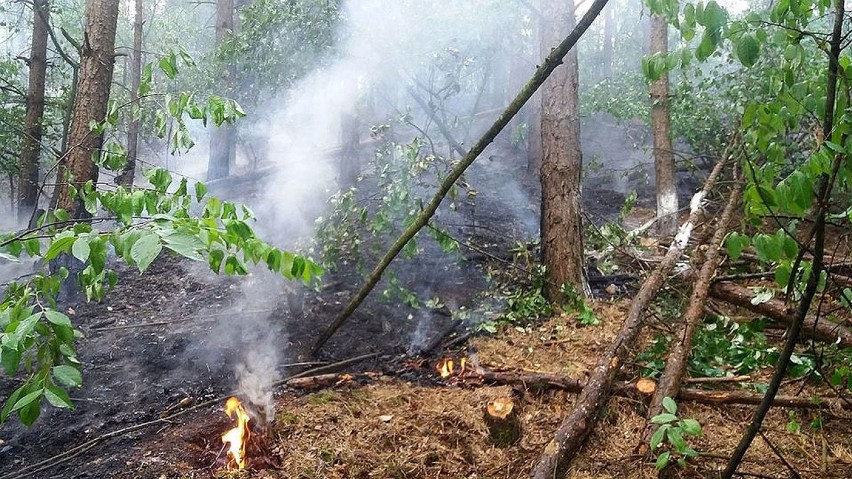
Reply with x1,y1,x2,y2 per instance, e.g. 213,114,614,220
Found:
44,234,77,261
662,396,677,415
667,427,688,451
650,424,670,449
162,233,205,261
159,55,177,79
1,385,25,423
735,34,760,67
52,365,82,388
0,347,21,375
72,237,91,263
655,451,671,470
129,233,163,272
44,310,72,328
194,181,207,202
725,232,749,261
44,385,74,409
680,418,702,435
11,389,42,412
651,413,679,424
18,394,41,426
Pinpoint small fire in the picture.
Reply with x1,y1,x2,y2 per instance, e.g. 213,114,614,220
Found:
222,397,251,470
436,357,468,378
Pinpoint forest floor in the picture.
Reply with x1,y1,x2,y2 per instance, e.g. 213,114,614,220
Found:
1,131,851,478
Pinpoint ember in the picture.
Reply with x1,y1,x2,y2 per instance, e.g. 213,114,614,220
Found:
222,397,251,470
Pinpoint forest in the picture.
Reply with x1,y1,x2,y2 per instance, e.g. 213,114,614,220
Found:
0,0,850,477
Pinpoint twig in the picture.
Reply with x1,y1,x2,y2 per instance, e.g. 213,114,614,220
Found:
759,431,802,479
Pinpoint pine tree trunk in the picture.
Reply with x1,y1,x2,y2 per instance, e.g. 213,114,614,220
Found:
51,0,119,219
18,0,50,223
601,3,613,79
540,0,586,300
650,14,678,236
116,0,144,187
208,0,236,181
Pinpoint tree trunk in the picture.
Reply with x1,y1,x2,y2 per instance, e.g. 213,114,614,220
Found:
601,3,613,79
540,0,586,300
116,0,144,187
338,111,359,189
208,0,236,181
650,14,677,236
51,0,119,219
18,0,50,223
483,396,521,447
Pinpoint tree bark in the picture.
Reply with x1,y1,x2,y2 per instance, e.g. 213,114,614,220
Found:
208,0,236,181
540,0,586,300
51,0,119,218
18,0,50,223
650,14,678,236
529,155,727,479
638,172,742,454
116,0,144,187
710,281,852,348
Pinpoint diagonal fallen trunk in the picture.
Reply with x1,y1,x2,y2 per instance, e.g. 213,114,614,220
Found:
478,369,851,411
709,281,852,348
529,153,730,479
637,172,743,454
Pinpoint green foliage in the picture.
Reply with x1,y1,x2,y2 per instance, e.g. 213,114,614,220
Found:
650,397,702,470
0,169,319,426
560,283,600,326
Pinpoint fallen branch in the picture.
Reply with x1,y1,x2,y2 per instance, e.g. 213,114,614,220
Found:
638,170,742,454
478,369,851,411
310,0,612,356
709,281,852,348
529,150,729,479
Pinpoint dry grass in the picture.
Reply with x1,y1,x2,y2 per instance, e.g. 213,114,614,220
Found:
256,301,852,478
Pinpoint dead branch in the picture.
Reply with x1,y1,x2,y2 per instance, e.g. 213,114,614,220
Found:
709,281,852,348
528,147,730,479
637,170,743,454
310,0,612,356
478,369,851,411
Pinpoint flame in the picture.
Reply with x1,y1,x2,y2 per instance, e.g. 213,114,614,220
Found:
222,397,251,470
436,358,454,378
459,357,467,375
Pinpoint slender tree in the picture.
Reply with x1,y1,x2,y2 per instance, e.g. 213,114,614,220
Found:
17,0,50,223
116,0,144,187
51,0,120,218
650,13,677,235
208,0,236,180
601,2,613,78
539,0,586,299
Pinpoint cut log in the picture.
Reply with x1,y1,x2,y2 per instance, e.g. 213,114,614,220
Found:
529,149,731,479
709,281,852,348
483,396,521,447
638,173,742,454
478,369,851,411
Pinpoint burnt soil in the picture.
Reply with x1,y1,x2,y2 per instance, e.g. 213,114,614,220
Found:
2,129,850,478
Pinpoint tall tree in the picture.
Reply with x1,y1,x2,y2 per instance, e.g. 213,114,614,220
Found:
539,0,586,299
116,0,144,187
601,2,613,78
17,0,50,223
208,0,236,181
650,13,677,235
51,0,120,218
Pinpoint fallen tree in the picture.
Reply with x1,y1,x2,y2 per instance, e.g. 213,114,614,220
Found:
709,281,852,348
529,153,729,479
478,369,851,411
637,168,743,453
